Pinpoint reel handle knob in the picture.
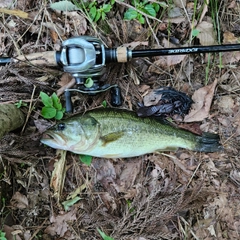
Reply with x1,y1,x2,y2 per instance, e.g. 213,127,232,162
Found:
64,90,73,113
111,86,122,107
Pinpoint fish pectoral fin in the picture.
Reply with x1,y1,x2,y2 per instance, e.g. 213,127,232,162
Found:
101,131,125,146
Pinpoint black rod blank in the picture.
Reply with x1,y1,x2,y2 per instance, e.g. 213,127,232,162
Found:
131,44,240,58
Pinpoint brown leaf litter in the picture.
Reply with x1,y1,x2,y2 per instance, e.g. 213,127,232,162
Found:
0,0,240,239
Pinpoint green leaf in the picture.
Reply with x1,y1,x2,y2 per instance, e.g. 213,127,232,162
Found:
110,0,115,5
40,92,53,107
51,93,62,110
62,196,81,211
0,230,6,237
15,100,22,108
102,4,111,13
50,0,80,11
124,8,138,20
41,106,57,119
142,0,148,5
102,100,107,108
79,155,92,166
84,77,94,88
101,11,106,20
192,29,200,37
89,6,97,20
144,4,156,17
15,100,27,108
97,228,114,240
55,110,64,120
137,14,145,24
95,11,101,22
152,2,160,12
88,1,96,8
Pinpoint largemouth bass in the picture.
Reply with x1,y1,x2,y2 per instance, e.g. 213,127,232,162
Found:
41,108,222,158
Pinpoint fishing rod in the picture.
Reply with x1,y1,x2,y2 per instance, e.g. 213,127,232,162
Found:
1,36,239,112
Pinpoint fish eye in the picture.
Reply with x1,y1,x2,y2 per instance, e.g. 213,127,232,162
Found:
57,123,65,131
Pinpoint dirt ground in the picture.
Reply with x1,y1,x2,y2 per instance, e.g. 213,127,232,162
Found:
0,0,240,239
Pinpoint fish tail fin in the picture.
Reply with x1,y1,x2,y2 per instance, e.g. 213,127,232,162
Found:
195,132,223,152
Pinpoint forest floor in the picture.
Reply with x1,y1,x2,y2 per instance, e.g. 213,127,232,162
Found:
0,0,240,239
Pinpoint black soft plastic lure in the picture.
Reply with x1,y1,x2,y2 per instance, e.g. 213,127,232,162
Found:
137,87,193,118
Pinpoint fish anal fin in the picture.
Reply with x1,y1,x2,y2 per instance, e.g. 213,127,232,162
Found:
155,146,178,152
101,131,125,146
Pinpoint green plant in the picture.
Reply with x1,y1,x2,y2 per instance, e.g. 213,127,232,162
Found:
84,77,94,88
14,100,28,108
126,199,135,213
191,28,200,41
0,230,7,240
124,0,164,24
62,196,81,211
40,92,65,120
97,228,114,240
1,198,5,210
88,0,115,22
79,154,92,166
102,100,107,108
73,0,115,23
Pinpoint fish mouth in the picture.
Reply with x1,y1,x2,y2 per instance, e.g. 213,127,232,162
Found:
41,131,66,147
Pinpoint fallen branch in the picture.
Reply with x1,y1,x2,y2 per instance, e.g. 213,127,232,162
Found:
0,104,25,138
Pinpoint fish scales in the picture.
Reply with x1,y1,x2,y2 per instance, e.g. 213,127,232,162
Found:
87,109,196,157
41,108,222,158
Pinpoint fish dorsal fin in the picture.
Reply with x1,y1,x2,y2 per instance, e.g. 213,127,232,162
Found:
101,131,125,146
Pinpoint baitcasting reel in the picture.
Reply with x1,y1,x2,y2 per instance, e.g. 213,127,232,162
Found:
56,36,123,112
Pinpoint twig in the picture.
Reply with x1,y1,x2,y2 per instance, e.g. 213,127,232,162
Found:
0,20,21,56
21,85,36,134
145,17,160,46
187,160,202,187
199,0,209,23
16,5,45,44
29,218,48,240
56,78,76,96
179,216,200,240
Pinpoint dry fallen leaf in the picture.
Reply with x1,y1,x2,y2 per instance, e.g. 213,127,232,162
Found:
163,16,185,24
117,158,142,192
217,95,235,114
195,21,216,45
45,209,77,237
149,55,186,73
221,31,240,64
184,78,218,122
223,31,239,44
64,12,87,35
58,73,73,87
10,192,28,209
149,38,187,73
222,51,240,65
173,0,186,8
3,225,22,240
122,41,148,49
